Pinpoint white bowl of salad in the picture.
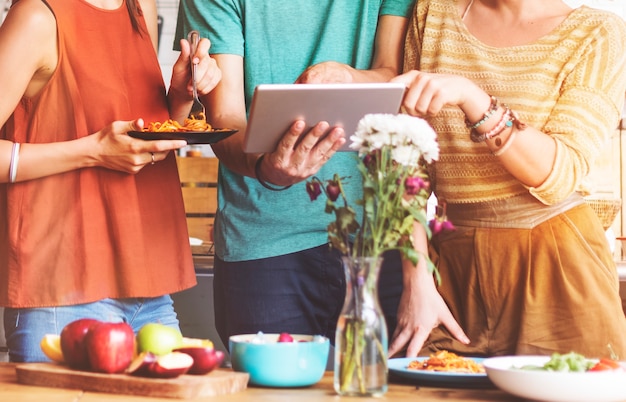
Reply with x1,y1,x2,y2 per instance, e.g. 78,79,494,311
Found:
483,352,626,402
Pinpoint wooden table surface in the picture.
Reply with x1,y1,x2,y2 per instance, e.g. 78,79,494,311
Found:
0,363,523,401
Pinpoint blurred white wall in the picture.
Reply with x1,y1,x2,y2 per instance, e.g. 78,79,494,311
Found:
564,0,626,18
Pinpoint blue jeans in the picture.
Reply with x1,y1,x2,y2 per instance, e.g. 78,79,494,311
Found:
213,245,403,349
3,296,179,362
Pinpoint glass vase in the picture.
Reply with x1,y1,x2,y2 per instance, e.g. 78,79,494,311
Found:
334,256,388,397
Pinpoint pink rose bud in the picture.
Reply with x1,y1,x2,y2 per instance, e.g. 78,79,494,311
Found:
429,218,443,235
404,176,425,195
441,219,456,232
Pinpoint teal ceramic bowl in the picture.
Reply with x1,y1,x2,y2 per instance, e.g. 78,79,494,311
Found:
229,333,330,387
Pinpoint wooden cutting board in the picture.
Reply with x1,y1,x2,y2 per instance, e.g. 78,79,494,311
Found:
15,363,249,399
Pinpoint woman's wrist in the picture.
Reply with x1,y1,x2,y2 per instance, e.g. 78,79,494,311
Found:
459,85,494,125
470,105,510,143
484,108,527,154
465,95,499,131
76,135,102,169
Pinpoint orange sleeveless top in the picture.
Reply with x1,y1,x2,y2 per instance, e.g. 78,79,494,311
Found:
0,0,196,307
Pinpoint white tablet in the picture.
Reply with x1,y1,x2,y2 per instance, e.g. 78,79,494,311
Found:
243,83,406,153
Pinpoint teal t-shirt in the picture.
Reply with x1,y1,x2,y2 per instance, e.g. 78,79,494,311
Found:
176,0,415,261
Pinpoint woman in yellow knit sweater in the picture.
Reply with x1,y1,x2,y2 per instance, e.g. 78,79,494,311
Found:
389,0,626,358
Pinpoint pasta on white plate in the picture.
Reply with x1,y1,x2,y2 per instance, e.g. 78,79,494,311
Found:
408,350,485,374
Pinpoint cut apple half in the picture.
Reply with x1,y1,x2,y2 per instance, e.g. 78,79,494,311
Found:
127,351,158,376
174,346,225,375
128,351,193,378
149,352,194,378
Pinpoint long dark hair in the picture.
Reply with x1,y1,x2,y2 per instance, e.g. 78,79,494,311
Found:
125,0,144,34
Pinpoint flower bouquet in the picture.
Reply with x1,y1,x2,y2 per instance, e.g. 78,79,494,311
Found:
306,113,450,396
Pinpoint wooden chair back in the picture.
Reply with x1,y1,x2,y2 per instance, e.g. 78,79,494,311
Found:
176,156,219,244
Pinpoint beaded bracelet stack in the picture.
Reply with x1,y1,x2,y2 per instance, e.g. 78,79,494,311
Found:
492,128,518,157
466,95,499,135
472,106,514,144
468,96,526,148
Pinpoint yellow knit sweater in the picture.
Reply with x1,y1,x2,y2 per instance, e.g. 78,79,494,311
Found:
404,0,626,205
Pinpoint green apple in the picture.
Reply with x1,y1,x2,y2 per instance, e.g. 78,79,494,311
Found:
136,323,183,356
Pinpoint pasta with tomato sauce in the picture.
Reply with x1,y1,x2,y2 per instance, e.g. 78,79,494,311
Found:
143,112,212,132
408,350,485,374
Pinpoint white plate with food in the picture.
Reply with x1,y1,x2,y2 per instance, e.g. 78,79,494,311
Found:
483,354,626,402
388,351,490,387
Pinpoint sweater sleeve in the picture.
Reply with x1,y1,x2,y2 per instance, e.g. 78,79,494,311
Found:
529,13,626,205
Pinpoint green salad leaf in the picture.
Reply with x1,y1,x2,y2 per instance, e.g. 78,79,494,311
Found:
518,352,594,372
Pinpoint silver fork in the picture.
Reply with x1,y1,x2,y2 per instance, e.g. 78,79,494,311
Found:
187,30,206,120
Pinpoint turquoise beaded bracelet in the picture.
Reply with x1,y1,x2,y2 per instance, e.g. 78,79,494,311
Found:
466,95,499,130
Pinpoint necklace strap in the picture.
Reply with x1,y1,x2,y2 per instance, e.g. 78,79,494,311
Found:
461,0,474,21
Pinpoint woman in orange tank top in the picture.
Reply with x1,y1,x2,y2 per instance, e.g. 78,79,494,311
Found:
0,0,221,362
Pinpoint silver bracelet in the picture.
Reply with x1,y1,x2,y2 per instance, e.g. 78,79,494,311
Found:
9,142,20,183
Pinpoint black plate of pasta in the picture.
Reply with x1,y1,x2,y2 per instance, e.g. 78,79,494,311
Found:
129,116,238,144
129,128,238,144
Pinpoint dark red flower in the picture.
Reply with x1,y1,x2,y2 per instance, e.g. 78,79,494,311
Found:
326,181,341,202
306,181,322,201
362,150,379,168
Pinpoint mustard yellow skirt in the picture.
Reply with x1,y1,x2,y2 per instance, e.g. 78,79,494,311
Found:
424,200,626,358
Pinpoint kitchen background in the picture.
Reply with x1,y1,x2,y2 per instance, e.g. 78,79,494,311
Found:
0,0,625,362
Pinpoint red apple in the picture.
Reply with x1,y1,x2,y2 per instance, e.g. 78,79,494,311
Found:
60,318,101,369
174,346,225,375
147,352,194,378
85,321,135,374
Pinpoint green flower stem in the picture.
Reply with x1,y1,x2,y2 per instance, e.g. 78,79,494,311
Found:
340,267,382,394
340,318,368,393
339,319,357,391
355,321,365,394
339,317,387,394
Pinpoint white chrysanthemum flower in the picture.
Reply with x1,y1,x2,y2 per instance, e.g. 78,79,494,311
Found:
350,113,439,164
390,145,417,166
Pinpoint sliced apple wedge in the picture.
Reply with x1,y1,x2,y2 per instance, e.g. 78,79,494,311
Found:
147,352,194,378
126,351,159,376
40,334,65,363
127,351,193,378
174,346,225,375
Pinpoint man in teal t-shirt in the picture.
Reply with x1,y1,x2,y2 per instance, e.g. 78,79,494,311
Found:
175,0,417,355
